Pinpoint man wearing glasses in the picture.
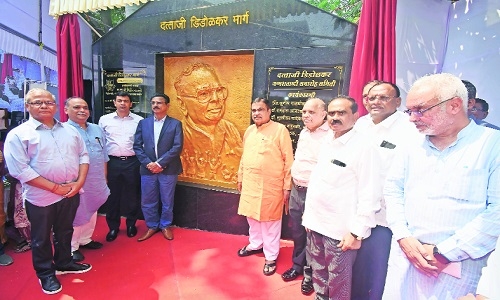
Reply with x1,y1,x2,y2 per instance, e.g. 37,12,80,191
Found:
351,81,419,300
471,98,499,130
382,73,500,299
174,63,242,184
134,94,183,241
4,88,91,294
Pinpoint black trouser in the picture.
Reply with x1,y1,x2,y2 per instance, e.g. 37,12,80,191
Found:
105,156,141,230
25,195,79,279
289,184,311,277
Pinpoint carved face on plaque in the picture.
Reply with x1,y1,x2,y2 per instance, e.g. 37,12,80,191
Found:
175,64,228,126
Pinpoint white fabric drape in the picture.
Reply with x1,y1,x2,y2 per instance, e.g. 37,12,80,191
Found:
49,0,154,17
396,0,500,127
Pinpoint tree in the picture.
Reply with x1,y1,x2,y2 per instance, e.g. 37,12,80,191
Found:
305,0,362,24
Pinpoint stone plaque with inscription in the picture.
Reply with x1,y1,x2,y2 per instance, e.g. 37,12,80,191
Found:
102,69,146,115
267,65,344,148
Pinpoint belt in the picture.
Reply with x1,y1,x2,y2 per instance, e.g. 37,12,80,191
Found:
109,155,136,161
293,181,307,190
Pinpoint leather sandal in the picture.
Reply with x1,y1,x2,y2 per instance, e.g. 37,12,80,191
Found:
237,246,263,257
263,261,277,276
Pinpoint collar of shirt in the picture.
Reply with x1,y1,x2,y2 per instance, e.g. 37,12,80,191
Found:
425,120,474,150
67,119,88,130
28,117,63,130
256,120,274,130
154,115,166,122
305,120,330,133
376,110,408,129
333,127,357,145
113,111,133,119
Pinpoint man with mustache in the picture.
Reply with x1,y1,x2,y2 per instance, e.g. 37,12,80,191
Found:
65,97,110,261
237,97,294,276
382,73,500,299
351,81,420,300
302,96,381,300
133,94,183,241
174,63,242,184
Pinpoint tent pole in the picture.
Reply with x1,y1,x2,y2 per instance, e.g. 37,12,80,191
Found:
77,13,102,38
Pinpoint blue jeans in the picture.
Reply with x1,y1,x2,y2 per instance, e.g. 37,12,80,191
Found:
140,173,177,229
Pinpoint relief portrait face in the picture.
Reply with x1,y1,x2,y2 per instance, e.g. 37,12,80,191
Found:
177,67,227,126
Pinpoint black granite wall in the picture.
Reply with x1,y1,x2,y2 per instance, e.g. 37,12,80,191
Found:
92,0,357,238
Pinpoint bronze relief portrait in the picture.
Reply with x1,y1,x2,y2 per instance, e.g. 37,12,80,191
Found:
164,52,254,189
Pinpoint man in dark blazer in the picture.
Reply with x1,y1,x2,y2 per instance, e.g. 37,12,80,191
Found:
134,93,183,241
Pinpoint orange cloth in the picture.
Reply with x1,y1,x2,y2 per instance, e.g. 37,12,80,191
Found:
237,121,294,221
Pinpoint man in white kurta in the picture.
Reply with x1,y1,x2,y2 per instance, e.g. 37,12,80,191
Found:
302,97,381,300
383,73,500,300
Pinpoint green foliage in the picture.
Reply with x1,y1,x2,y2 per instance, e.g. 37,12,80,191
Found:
110,8,126,26
305,0,362,24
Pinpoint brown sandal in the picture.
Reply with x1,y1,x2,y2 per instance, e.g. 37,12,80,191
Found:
263,260,277,276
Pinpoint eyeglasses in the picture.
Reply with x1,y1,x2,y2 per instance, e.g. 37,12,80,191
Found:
404,97,455,118
363,95,397,103
471,107,484,112
28,101,57,107
181,86,228,104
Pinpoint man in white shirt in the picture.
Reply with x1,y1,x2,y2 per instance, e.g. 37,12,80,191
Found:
281,98,329,295
302,96,381,300
352,81,420,300
99,92,143,242
383,73,500,299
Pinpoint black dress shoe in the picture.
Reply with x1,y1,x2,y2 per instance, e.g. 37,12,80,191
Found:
106,229,119,242
71,250,85,262
127,225,137,237
56,262,92,275
80,240,103,250
39,275,62,294
281,267,301,282
301,277,314,295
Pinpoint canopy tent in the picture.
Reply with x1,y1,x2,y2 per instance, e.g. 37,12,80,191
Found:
49,0,153,17
3,0,499,125
0,0,93,80
396,0,500,126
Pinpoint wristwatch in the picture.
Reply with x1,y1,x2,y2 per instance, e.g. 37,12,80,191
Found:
433,246,451,264
350,232,363,241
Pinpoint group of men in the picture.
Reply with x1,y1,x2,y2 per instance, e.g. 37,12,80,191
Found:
236,73,500,300
2,72,499,299
3,89,182,294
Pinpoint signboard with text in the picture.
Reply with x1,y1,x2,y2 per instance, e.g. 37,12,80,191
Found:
102,68,146,115
266,65,344,148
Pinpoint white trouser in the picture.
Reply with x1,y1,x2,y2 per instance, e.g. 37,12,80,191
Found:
247,217,282,261
71,212,97,252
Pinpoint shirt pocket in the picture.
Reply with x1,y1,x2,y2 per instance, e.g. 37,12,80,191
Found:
258,137,274,154
445,168,488,202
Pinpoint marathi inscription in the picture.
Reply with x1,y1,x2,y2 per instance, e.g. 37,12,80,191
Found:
267,65,344,149
160,11,250,31
102,69,146,115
